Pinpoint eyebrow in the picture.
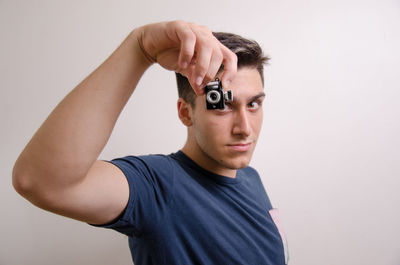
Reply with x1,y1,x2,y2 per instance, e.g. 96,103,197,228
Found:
231,91,266,104
247,92,266,102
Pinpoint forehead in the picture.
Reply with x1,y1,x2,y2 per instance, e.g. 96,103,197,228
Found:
225,67,263,101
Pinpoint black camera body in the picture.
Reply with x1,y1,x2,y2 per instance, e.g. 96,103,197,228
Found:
205,79,233,110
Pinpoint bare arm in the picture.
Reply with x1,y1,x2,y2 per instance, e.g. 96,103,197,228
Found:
12,21,237,225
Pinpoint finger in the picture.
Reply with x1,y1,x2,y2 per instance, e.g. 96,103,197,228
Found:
186,64,205,96
179,57,205,96
186,24,219,92
219,45,238,89
175,24,196,70
191,43,213,92
200,49,223,87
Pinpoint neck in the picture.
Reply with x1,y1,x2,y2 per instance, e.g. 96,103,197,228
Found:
181,140,237,178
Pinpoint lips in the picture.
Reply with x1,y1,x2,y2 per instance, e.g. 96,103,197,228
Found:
227,142,252,152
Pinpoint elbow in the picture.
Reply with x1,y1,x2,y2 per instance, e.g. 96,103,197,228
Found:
12,158,73,212
12,154,43,201
12,163,56,211
12,163,35,198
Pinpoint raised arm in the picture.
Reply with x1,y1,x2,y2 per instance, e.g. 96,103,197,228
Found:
12,21,237,225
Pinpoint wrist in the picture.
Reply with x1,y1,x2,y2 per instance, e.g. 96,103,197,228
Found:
129,27,156,68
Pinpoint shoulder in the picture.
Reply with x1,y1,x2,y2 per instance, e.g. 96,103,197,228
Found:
109,153,180,192
239,165,265,190
111,153,175,174
240,165,261,179
240,166,274,208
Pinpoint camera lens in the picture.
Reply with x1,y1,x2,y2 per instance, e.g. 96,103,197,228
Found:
207,90,221,104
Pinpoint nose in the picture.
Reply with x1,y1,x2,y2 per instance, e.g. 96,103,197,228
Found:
232,107,251,137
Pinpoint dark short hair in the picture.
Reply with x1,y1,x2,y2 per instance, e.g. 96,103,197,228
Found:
176,32,270,107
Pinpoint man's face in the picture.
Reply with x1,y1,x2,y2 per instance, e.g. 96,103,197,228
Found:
187,67,265,177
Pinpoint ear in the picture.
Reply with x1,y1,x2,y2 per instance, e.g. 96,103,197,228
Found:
177,98,193,127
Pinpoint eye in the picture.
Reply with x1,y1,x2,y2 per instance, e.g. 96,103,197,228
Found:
248,101,261,110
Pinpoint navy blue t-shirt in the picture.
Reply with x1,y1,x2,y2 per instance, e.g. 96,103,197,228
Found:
92,151,288,265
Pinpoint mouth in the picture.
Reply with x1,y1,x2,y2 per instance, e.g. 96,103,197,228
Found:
227,142,252,152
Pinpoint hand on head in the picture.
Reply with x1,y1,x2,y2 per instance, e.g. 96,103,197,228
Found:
136,20,238,95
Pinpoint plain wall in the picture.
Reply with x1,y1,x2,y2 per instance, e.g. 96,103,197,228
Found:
1,0,399,264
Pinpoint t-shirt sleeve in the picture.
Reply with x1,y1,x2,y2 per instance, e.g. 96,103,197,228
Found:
89,155,174,237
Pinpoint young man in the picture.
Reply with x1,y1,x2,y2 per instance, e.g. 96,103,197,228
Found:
12,21,288,264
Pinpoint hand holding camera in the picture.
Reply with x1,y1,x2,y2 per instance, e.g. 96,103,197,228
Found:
136,21,237,95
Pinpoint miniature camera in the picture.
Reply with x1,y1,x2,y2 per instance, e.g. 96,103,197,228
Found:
205,79,233,110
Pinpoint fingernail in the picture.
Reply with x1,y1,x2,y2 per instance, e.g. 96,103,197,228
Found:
195,76,203,86
182,61,188,69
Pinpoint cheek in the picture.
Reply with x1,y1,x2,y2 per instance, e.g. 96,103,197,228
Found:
194,116,228,144
252,113,263,135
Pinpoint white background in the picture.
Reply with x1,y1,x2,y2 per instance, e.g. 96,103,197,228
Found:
1,0,399,264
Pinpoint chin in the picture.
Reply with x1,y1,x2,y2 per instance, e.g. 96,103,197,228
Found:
220,156,251,170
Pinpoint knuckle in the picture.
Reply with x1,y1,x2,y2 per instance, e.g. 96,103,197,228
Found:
172,20,193,36
232,53,238,63
204,71,214,80
196,64,208,75
181,47,192,55
200,25,211,33
214,50,223,62
171,20,186,27
184,31,196,43
227,54,238,67
193,24,212,38
181,49,193,59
